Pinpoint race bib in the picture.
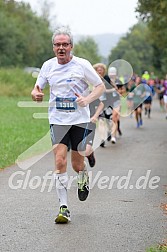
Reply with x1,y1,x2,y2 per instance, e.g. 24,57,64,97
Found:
55,97,77,112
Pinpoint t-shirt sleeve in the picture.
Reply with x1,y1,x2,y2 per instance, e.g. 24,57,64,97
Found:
35,62,48,89
83,59,103,86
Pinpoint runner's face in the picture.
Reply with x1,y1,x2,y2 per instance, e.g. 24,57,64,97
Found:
136,76,141,85
96,66,105,77
118,86,126,95
53,34,73,64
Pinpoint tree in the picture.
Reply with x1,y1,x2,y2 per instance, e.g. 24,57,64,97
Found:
0,0,53,67
108,22,154,75
136,0,167,75
73,37,102,65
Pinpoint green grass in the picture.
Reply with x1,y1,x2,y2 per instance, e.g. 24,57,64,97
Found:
146,245,167,252
0,96,51,168
0,67,52,168
0,67,35,96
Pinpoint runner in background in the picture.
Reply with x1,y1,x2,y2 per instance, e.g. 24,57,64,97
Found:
143,79,155,118
126,77,136,116
155,78,165,111
142,71,150,81
93,63,109,147
163,74,167,119
85,95,105,167
106,66,123,144
132,76,146,128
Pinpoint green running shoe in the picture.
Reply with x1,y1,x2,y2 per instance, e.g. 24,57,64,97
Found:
78,170,89,201
55,206,71,224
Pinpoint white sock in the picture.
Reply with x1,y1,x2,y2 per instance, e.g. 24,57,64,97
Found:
84,161,87,171
78,162,87,180
54,172,68,208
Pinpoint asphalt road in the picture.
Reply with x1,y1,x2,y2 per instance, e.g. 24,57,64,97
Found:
0,98,167,252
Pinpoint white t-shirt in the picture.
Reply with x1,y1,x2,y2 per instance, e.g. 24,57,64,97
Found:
36,56,102,125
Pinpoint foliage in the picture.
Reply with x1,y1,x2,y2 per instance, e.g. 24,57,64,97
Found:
0,67,49,96
0,68,35,96
0,0,53,67
73,36,102,65
108,1,167,77
108,22,154,75
136,0,167,75
0,1,101,67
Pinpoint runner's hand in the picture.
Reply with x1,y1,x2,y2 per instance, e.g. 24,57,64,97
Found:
75,93,88,107
90,115,98,123
31,85,44,102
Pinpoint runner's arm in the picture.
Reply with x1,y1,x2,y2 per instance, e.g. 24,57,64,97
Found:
76,82,105,107
91,101,104,123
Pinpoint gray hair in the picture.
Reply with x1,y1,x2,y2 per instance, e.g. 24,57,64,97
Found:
52,26,73,46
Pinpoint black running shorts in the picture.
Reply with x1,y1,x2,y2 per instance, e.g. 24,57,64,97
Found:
50,123,92,151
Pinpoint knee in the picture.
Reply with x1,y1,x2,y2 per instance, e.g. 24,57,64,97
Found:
56,155,67,170
112,116,117,123
72,160,84,172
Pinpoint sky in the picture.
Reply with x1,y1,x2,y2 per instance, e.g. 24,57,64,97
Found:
15,0,139,35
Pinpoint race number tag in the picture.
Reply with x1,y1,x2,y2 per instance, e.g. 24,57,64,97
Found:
55,97,77,112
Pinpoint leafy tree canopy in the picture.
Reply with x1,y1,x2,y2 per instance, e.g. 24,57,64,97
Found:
73,37,102,65
0,0,53,67
136,0,167,75
108,22,154,75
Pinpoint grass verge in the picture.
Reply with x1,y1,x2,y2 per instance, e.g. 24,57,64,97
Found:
0,96,50,169
146,245,167,252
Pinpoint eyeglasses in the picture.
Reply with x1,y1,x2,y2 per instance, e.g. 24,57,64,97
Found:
53,43,71,48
